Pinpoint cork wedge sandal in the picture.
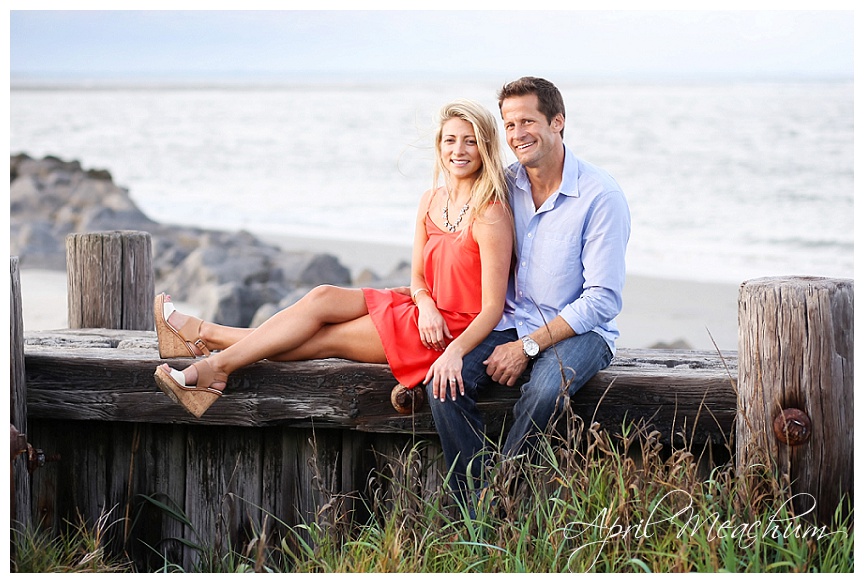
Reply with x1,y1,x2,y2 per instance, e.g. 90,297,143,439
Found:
154,293,211,358
154,360,226,418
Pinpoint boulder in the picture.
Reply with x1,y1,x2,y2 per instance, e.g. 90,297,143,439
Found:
9,220,67,270
158,230,350,327
10,154,354,327
249,260,411,328
10,153,158,265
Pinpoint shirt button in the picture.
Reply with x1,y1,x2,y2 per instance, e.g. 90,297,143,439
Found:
527,233,533,238
521,261,526,267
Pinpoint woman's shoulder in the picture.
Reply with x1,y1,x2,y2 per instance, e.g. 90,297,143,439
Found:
475,198,510,223
471,201,512,246
421,186,446,207
416,187,443,218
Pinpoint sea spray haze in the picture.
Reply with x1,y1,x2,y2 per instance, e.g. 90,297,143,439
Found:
10,79,852,285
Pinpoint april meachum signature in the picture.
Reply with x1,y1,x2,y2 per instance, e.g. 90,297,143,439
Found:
559,489,846,571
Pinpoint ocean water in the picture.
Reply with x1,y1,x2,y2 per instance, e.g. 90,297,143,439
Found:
9,79,853,285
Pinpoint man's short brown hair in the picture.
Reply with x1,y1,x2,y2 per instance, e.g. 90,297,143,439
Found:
497,76,565,138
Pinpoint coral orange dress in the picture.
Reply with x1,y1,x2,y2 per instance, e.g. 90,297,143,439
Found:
364,213,483,387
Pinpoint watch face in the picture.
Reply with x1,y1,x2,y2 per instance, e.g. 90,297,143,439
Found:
522,336,539,357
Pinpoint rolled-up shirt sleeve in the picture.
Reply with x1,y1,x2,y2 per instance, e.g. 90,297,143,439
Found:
559,189,630,335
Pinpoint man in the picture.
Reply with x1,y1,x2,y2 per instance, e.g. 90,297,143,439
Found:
426,76,631,499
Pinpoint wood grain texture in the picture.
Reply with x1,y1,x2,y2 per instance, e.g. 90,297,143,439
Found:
10,257,32,531
24,329,738,444
66,231,154,330
22,328,739,569
737,276,853,522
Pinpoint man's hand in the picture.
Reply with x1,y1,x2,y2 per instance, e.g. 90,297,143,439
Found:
483,340,530,386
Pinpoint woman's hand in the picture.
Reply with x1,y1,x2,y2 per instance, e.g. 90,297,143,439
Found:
416,300,452,352
424,348,464,402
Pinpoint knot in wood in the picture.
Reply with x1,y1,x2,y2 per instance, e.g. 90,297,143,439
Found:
10,424,27,461
772,408,811,445
391,383,425,415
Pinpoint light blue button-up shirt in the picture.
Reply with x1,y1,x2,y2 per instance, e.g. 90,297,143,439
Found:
496,146,631,355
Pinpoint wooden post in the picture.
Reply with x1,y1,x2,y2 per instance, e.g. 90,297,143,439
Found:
10,257,31,532
66,231,154,330
737,276,853,523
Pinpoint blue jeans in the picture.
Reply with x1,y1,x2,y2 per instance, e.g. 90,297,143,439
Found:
426,329,612,499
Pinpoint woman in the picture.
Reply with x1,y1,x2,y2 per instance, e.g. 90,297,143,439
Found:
154,99,513,418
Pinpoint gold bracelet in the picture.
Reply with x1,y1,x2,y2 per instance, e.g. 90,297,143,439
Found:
411,288,430,304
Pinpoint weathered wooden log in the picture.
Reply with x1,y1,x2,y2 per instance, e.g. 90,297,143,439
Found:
26,417,393,570
737,276,853,523
24,328,738,445
22,328,737,570
10,257,31,531
66,231,154,330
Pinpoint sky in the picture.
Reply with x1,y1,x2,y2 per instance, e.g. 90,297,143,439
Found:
5,3,856,83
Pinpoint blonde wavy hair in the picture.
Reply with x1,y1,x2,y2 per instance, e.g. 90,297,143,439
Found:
432,99,509,225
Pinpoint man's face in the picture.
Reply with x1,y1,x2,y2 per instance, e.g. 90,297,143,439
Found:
501,94,564,169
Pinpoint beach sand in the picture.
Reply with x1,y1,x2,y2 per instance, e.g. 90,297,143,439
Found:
18,235,740,352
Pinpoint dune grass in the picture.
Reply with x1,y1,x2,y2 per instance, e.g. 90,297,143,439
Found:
11,408,853,573
275,415,853,573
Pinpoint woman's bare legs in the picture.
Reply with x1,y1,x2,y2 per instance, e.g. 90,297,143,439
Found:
165,304,253,353
160,285,387,391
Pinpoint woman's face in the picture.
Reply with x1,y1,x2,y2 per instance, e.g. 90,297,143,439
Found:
439,117,482,182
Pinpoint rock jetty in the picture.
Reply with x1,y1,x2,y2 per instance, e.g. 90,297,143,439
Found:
10,154,409,327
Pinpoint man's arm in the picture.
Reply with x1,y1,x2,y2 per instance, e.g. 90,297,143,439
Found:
484,189,630,386
558,190,630,336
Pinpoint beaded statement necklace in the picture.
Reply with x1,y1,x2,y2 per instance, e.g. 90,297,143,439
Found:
442,198,470,232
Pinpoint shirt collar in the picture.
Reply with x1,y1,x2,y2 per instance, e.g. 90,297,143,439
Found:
512,145,581,199
559,145,580,198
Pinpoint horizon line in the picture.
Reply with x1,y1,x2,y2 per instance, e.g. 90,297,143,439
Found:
10,70,853,90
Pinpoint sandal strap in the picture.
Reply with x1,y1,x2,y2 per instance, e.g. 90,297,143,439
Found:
178,316,210,356
193,360,226,395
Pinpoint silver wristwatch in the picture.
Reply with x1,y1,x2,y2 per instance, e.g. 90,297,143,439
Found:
521,335,540,359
